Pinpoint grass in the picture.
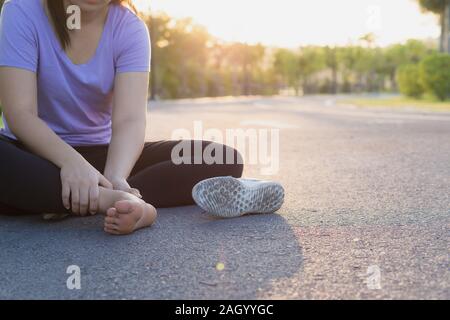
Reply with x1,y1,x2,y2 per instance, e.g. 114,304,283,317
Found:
340,95,450,112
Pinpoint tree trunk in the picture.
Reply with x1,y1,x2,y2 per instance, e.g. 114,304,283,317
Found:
444,1,450,54
331,67,338,94
440,14,444,52
243,64,250,96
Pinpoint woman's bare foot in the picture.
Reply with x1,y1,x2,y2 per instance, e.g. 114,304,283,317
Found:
103,200,157,235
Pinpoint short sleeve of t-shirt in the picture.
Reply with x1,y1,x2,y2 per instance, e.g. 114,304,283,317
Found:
0,2,38,73
114,12,151,74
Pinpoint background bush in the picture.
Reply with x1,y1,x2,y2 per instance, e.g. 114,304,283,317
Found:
396,64,424,98
419,54,450,101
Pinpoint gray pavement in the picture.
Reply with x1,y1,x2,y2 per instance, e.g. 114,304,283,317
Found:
0,96,449,299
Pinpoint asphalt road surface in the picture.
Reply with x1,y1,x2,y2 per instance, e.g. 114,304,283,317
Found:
0,96,449,299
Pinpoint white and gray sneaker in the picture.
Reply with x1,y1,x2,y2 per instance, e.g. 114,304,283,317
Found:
192,176,285,218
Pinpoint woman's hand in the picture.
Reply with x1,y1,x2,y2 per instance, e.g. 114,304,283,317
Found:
60,156,113,216
107,176,142,199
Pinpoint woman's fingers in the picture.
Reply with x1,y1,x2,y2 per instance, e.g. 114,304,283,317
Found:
98,174,113,189
71,187,80,215
89,185,99,215
68,184,99,216
62,182,71,210
79,186,89,216
130,188,142,198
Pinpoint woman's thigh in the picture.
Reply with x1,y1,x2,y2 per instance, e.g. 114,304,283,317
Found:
130,140,182,175
128,140,244,207
0,137,67,214
131,140,243,176
0,138,243,211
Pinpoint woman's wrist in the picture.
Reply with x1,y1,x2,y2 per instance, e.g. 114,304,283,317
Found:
57,147,86,168
104,173,127,183
103,173,142,198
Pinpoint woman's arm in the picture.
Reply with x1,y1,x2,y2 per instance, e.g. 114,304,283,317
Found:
103,72,149,197
0,67,112,215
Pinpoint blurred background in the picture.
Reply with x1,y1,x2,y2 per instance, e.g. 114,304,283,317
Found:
131,0,450,104
0,0,449,105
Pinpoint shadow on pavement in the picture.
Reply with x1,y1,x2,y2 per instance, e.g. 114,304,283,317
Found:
0,206,302,299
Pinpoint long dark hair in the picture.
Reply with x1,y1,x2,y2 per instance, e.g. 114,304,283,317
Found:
47,0,137,50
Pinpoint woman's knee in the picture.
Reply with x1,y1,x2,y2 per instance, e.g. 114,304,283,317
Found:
225,144,244,175
202,141,244,177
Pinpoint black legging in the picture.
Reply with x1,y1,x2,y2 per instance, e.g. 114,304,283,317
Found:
0,135,243,215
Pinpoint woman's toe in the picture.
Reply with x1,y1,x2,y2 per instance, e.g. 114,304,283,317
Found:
105,216,118,224
104,227,120,235
115,200,132,214
106,207,118,217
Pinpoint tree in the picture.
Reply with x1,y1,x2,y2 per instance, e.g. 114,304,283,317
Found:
419,53,450,100
297,47,326,94
418,0,450,53
324,46,339,94
146,14,158,101
221,43,266,95
396,64,425,98
273,49,302,95
384,40,433,90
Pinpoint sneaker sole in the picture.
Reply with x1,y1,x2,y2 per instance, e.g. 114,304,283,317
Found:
192,176,285,218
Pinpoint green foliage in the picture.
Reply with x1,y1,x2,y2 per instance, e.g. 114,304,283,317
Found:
146,12,442,99
148,13,276,99
0,4,441,100
273,49,301,94
418,0,447,14
344,96,450,111
396,64,425,98
419,54,450,100
385,40,431,66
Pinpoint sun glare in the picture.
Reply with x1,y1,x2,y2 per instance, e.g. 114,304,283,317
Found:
134,0,440,47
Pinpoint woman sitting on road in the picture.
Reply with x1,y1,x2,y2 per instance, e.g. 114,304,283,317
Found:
0,0,284,235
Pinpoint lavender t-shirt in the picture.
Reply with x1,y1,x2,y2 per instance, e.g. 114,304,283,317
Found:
0,0,150,146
